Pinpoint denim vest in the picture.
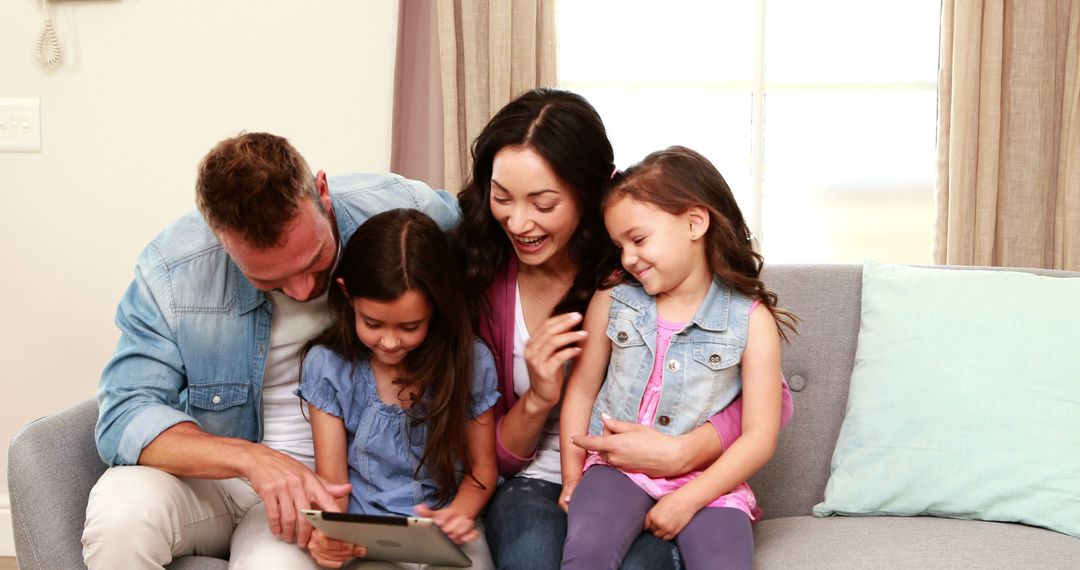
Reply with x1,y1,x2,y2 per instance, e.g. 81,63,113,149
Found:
95,174,461,466
588,279,753,437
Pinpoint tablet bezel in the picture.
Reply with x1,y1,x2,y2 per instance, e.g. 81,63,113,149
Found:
301,509,472,567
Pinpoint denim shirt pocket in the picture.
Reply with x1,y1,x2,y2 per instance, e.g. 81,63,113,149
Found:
188,382,250,437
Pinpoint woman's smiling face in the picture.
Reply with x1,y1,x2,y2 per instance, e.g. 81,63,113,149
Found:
489,146,582,270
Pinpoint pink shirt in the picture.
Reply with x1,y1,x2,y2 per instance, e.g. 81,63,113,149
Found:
636,316,682,427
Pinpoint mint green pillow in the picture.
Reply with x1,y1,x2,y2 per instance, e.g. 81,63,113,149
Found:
813,260,1080,538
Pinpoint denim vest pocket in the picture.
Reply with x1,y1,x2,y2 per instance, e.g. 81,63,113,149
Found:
606,317,645,349
188,382,250,437
592,317,652,434
691,342,741,371
604,317,649,394
679,341,743,429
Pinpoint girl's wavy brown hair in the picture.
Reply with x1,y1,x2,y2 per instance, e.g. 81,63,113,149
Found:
604,146,798,340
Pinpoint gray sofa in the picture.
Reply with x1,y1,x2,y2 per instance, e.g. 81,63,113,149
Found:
9,264,1080,569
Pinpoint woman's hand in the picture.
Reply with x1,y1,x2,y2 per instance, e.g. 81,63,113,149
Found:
571,414,714,478
415,504,479,544
523,312,587,410
307,529,367,569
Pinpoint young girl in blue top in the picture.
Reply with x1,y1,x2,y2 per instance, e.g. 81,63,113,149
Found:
299,208,500,569
559,147,797,569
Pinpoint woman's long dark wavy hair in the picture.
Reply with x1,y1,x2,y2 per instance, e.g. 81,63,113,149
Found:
302,209,479,505
450,88,619,320
604,146,799,340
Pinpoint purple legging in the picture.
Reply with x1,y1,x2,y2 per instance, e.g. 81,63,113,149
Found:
561,465,753,570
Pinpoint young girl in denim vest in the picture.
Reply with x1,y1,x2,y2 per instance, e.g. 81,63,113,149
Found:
298,209,500,569
559,146,797,570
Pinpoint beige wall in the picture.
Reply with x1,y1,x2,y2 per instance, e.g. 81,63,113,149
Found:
0,0,399,496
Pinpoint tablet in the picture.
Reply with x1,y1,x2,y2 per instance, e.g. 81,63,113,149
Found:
301,510,472,567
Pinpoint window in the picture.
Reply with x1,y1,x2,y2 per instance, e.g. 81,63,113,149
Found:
558,0,941,264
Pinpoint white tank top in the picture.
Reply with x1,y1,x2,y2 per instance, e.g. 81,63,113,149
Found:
262,289,331,471
512,281,564,484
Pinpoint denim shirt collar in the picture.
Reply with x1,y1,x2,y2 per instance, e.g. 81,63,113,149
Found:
233,264,265,315
608,277,733,332
330,192,360,243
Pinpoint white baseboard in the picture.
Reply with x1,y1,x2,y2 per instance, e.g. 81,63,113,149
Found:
0,494,14,556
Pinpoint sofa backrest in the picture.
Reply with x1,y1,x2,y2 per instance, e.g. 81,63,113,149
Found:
749,264,864,519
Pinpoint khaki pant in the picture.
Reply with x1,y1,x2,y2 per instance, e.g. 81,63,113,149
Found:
82,465,321,569
82,465,495,570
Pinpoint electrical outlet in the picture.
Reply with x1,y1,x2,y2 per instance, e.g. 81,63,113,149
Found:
0,99,42,152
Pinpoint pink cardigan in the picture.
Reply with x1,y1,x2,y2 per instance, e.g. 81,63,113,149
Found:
479,257,794,477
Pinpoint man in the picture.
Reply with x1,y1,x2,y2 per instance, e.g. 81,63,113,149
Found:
83,133,460,569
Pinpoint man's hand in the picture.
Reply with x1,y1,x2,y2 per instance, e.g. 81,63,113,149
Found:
571,414,688,477
136,423,352,550
307,529,367,568
644,490,700,541
243,445,351,548
414,504,479,544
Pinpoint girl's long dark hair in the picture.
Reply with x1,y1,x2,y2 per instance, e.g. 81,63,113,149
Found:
605,146,798,340
302,209,478,505
450,88,619,320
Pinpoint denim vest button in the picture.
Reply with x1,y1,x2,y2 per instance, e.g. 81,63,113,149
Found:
658,415,671,426
709,353,721,364
211,395,222,404
617,331,629,342
666,359,680,372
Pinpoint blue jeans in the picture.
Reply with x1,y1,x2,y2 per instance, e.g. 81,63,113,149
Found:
485,476,683,570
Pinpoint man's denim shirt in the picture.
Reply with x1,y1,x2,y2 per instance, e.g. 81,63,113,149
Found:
96,173,461,466
589,279,754,437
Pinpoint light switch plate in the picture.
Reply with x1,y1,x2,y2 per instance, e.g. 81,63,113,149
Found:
0,99,42,152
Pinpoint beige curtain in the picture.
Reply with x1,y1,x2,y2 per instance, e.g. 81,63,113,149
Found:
936,0,1080,269
435,0,558,193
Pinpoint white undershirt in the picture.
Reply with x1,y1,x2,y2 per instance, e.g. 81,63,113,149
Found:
512,281,564,484
262,289,331,471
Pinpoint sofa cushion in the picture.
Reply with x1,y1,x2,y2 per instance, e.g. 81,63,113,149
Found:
813,261,1080,538
755,516,1080,569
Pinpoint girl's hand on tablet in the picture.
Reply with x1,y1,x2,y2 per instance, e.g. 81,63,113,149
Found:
307,528,367,568
414,504,479,544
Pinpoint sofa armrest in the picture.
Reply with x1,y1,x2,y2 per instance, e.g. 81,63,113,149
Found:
8,398,105,570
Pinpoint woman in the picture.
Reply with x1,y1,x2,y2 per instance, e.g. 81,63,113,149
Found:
451,89,792,569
